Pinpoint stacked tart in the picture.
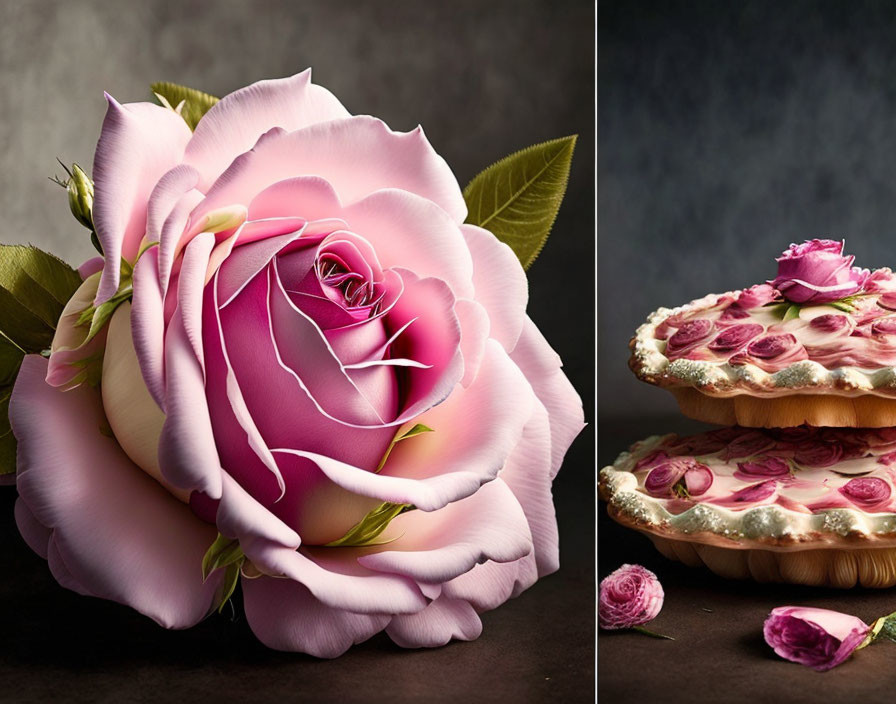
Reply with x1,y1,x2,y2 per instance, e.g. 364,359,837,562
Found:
600,240,896,587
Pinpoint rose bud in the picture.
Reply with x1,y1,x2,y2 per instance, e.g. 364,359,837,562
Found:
707,323,764,352
839,477,893,510
644,459,712,498
793,442,844,468
735,283,780,310
764,606,871,672
713,480,777,506
598,564,664,630
872,317,896,336
770,239,870,304
734,456,791,481
721,430,776,461
664,319,714,358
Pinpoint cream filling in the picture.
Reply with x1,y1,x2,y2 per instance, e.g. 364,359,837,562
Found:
600,435,896,550
632,292,896,398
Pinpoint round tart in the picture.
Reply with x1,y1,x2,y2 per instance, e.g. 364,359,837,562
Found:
599,425,896,588
631,240,896,427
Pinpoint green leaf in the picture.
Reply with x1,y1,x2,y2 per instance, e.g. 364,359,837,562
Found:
766,302,790,319
215,562,242,614
375,423,434,473
151,82,219,131
463,135,576,270
0,333,24,387
827,300,855,313
0,385,15,475
325,502,414,547
0,245,80,352
201,533,244,582
782,304,802,322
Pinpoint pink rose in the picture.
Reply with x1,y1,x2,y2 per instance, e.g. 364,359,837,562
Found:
735,283,780,310
721,431,776,461
763,606,870,671
644,459,713,498
707,323,764,352
730,333,808,372
733,456,791,481
792,442,843,467
839,477,892,510
10,72,584,657
770,239,869,304
664,319,714,358
598,564,664,630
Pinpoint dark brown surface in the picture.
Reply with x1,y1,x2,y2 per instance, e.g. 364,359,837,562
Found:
598,416,896,703
0,423,593,704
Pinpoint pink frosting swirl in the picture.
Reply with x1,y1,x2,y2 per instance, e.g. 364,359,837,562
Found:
736,283,780,310
734,456,791,481
664,319,714,358
872,317,896,336
839,477,892,509
721,480,778,505
809,314,850,333
707,323,764,352
721,431,776,460
792,442,844,467
770,239,869,304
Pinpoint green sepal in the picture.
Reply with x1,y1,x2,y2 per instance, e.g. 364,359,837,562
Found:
66,163,94,231
462,135,576,270
860,611,896,649
151,82,220,131
827,300,855,313
214,561,242,614
325,501,415,547
782,304,802,322
201,532,245,582
375,423,433,473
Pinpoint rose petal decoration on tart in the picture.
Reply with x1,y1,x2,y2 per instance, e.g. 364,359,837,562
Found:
630,240,896,427
599,425,896,588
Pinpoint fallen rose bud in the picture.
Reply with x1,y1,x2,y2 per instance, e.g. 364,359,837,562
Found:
763,606,871,671
598,564,666,633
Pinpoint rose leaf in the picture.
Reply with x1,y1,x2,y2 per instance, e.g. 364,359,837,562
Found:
201,533,245,582
0,245,80,352
151,82,220,131
463,135,577,270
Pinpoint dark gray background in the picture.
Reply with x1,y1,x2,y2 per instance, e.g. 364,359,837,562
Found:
599,0,896,422
0,1,595,702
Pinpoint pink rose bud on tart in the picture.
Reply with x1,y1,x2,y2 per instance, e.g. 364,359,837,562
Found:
598,564,666,632
763,606,870,672
599,426,896,589
628,240,896,427
771,239,869,305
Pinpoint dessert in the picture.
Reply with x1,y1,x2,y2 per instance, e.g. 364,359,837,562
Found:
631,240,896,427
599,426,896,588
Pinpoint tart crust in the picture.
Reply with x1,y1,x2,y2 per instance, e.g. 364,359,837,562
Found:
600,432,896,588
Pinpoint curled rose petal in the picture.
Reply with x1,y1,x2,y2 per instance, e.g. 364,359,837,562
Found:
764,606,870,672
707,324,764,352
747,334,799,359
839,477,892,509
734,456,791,481
721,431,776,461
810,314,850,333
872,317,896,336
664,319,714,358
735,284,779,310
713,480,777,506
793,442,844,467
